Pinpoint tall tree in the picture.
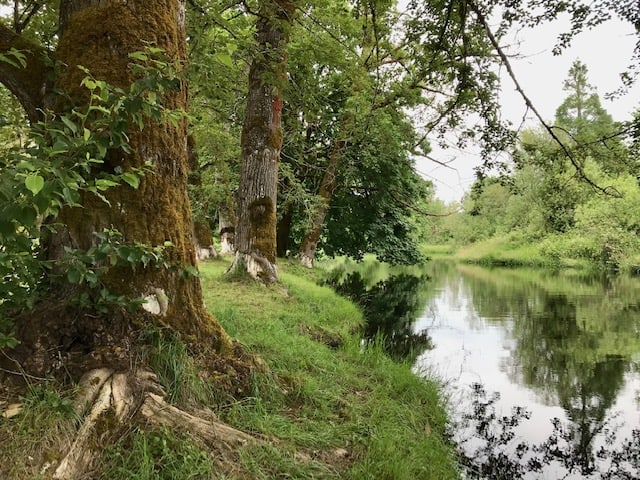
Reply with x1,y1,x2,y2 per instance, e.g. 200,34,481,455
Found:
229,0,296,282
0,2,243,476
555,59,628,173
288,0,505,267
555,60,612,137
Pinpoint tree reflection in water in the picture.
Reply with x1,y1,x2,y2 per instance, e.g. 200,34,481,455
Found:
458,382,640,479
453,266,640,479
326,261,640,477
325,269,433,362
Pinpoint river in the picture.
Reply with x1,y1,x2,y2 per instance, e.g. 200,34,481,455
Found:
325,259,640,479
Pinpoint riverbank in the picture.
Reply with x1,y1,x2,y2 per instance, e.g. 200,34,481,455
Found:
0,258,458,479
423,233,640,273
199,258,458,478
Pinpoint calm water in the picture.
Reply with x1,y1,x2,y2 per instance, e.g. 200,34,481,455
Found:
326,260,640,479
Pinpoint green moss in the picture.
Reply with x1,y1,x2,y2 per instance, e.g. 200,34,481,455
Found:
248,196,277,263
50,0,232,350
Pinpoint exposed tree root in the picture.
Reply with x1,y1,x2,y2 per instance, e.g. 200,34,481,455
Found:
52,368,259,480
140,392,258,448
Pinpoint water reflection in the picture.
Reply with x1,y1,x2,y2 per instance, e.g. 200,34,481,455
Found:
324,261,434,362
420,264,640,479
326,259,640,478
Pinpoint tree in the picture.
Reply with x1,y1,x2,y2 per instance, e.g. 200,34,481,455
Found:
555,60,628,173
186,0,249,256
229,0,296,282
280,0,504,267
555,60,613,137
0,2,249,477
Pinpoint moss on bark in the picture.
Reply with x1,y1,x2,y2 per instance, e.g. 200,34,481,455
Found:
4,0,233,379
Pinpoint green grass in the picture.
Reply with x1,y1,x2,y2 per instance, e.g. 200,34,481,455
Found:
420,243,457,258
200,257,459,479
1,257,459,479
0,384,78,480
452,234,591,269
454,235,546,266
101,428,214,480
447,232,640,273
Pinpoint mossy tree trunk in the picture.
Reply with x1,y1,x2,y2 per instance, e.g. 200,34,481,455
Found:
230,0,296,283
0,0,231,376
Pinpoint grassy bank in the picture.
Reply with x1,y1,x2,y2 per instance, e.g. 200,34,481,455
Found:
431,232,640,273
0,258,458,479
453,235,563,268
199,258,458,479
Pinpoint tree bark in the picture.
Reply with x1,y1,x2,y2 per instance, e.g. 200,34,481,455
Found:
218,203,236,254
276,205,293,258
230,0,295,283
194,219,218,260
1,0,232,377
298,139,345,268
0,24,51,123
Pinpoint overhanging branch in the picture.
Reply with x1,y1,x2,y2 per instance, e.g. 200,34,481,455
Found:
468,0,619,197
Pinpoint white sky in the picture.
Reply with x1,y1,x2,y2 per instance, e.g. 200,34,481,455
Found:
416,17,640,203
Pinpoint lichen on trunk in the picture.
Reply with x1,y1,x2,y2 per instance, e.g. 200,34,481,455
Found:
229,0,296,283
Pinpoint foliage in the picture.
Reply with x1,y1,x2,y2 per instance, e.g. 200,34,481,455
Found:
186,0,249,226
435,61,640,271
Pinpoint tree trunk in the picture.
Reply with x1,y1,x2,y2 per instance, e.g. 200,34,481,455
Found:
194,219,218,260
299,140,345,268
276,205,293,258
218,204,236,254
1,0,232,377
230,0,295,283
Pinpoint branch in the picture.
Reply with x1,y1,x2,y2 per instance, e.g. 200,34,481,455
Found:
15,1,43,33
467,0,618,197
0,24,51,123
389,190,456,217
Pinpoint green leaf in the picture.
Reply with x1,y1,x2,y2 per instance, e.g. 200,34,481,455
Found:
213,53,234,68
183,265,200,278
95,178,119,191
51,140,69,154
82,77,97,90
25,174,44,195
67,269,82,284
121,172,140,189
16,160,35,171
83,128,91,142
61,115,78,134
129,51,149,61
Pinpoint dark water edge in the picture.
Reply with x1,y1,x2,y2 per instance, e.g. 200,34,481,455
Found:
324,259,640,479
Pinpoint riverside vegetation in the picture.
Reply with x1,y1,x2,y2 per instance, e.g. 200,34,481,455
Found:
420,61,640,273
0,257,458,480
